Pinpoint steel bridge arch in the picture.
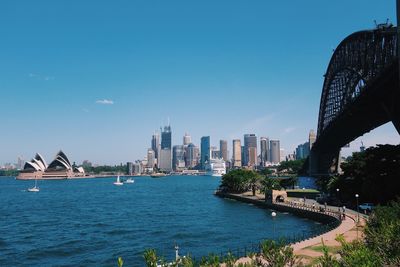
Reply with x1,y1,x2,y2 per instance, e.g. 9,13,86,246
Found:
317,27,398,137
309,26,399,176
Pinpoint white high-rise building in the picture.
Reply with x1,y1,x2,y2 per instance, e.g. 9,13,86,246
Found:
183,133,191,146
159,149,172,172
147,149,155,168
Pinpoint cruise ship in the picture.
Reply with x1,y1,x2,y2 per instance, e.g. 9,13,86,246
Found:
205,158,226,177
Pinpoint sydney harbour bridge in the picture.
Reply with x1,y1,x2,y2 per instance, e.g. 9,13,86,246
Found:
308,5,400,176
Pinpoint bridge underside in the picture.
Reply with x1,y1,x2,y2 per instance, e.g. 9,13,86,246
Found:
309,62,400,176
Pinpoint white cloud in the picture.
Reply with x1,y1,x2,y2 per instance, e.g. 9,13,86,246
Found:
229,113,275,140
283,127,296,135
44,76,55,81
28,73,54,81
96,99,114,105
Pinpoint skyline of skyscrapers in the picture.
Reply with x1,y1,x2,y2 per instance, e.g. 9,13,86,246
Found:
144,121,286,173
296,130,317,160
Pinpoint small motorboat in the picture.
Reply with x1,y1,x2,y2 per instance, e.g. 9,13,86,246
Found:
124,178,134,184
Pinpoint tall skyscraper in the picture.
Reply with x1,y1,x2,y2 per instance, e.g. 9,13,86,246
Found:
161,125,172,149
241,146,245,166
185,143,199,168
232,139,242,168
151,132,160,160
147,149,155,168
260,137,269,166
220,140,228,161
159,124,172,171
248,147,257,167
159,149,172,171
309,130,316,150
200,136,210,169
183,133,191,146
244,134,257,166
270,140,280,164
172,145,185,170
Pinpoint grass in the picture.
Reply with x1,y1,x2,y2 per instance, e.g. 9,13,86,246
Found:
308,245,341,254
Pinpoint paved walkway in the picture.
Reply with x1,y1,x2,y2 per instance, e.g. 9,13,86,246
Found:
291,212,357,252
225,192,367,265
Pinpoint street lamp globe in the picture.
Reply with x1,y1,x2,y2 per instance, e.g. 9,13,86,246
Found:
355,194,360,223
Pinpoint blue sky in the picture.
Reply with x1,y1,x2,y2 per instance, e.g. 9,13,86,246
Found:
0,0,398,165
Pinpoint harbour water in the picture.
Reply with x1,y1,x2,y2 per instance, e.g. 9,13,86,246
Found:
0,175,317,266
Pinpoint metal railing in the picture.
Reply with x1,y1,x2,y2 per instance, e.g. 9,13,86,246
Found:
191,219,341,263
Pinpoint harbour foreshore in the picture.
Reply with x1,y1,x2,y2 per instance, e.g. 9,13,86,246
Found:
215,191,341,224
15,174,138,180
215,191,363,265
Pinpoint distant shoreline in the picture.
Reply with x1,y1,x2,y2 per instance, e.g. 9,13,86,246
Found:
2,175,138,180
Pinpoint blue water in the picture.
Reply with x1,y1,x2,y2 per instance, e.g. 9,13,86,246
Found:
0,176,317,266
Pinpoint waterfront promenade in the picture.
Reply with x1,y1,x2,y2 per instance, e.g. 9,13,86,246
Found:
216,191,366,265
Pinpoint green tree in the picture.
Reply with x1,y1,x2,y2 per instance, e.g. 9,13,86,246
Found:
364,199,400,265
278,176,298,190
143,249,160,267
258,168,273,176
223,252,236,267
335,236,382,267
177,255,195,267
259,240,298,267
261,177,281,194
220,169,256,193
248,172,263,196
331,144,400,205
278,159,305,175
199,254,220,267
315,240,340,267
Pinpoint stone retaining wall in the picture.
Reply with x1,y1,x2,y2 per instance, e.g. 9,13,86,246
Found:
215,191,340,225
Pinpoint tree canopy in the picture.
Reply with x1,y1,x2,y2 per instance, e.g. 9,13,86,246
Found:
219,169,261,194
277,159,305,175
329,144,400,205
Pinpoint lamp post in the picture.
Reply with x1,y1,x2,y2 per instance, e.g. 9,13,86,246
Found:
336,188,340,205
355,193,359,239
271,212,277,239
355,194,359,223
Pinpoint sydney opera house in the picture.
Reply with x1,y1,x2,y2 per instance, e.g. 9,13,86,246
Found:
17,151,86,179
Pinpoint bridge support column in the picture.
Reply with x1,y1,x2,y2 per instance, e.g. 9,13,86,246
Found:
309,149,340,177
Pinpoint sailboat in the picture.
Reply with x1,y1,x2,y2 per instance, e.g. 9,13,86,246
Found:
113,175,123,186
28,178,40,192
